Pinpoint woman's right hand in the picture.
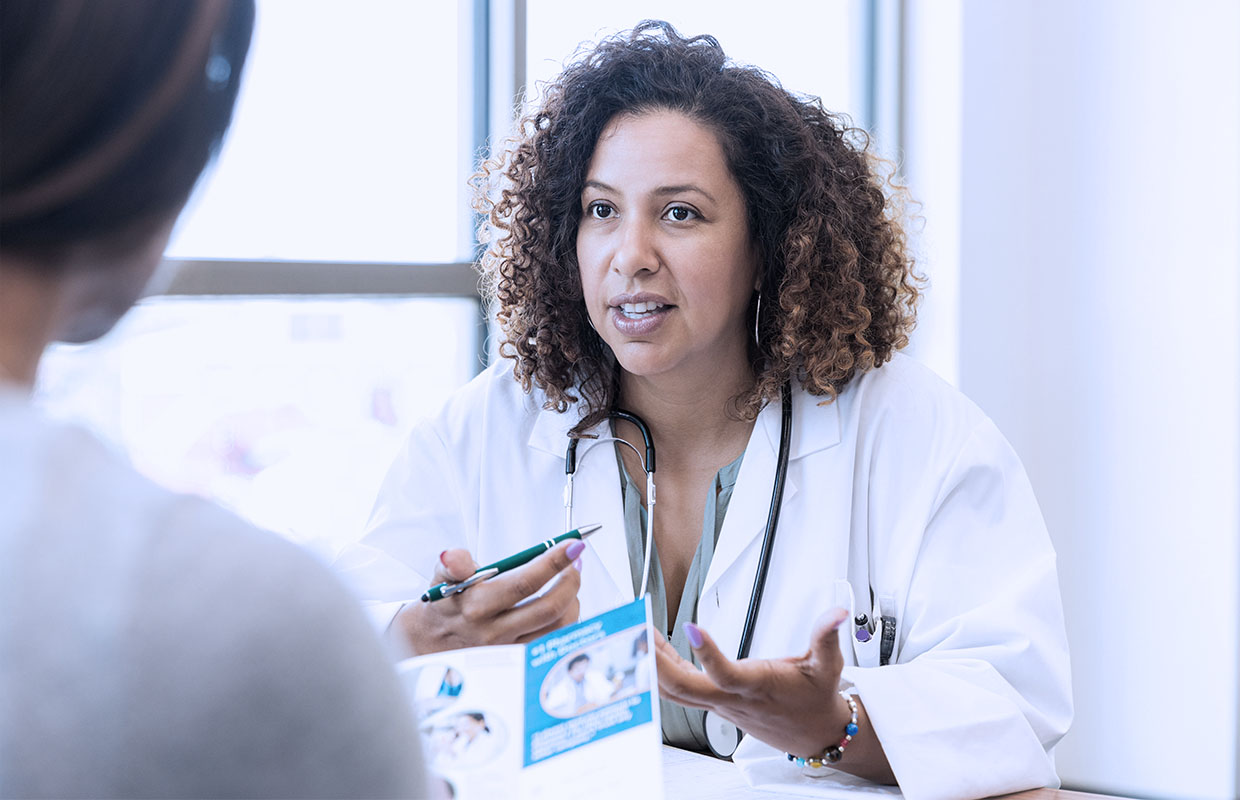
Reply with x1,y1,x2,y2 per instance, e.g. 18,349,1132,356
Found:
393,540,584,656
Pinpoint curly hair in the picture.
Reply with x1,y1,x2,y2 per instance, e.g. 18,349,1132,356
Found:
475,20,920,431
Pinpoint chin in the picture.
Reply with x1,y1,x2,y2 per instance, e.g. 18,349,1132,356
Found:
610,345,673,378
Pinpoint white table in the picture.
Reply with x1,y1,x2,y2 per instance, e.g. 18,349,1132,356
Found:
661,746,792,799
659,746,1125,799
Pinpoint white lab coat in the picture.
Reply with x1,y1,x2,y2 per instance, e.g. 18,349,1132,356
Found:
542,668,617,717
343,354,1072,800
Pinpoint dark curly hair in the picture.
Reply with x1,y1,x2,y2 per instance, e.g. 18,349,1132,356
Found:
476,20,920,431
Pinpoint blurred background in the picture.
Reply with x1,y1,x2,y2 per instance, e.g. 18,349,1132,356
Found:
32,2,1239,798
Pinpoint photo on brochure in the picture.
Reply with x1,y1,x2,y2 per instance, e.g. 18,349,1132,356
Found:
397,597,663,800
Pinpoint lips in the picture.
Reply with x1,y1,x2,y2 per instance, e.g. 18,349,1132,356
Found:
607,292,675,336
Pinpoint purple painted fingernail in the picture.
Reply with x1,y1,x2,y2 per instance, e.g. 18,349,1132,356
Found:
684,622,703,648
573,558,583,571
566,540,585,560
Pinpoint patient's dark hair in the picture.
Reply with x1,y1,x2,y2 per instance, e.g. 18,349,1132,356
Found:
476,20,920,430
0,0,255,268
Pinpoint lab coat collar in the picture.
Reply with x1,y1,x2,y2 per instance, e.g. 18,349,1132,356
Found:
758,382,842,462
702,385,841,604
525,382,842,460
524,383,844,613
527,398,589,457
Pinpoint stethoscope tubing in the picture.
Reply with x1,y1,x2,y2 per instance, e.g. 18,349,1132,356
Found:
563,382,793,661
563,385,793,760
736,386,793,660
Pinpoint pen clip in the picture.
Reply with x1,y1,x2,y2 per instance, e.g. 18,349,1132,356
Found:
440,567,500,598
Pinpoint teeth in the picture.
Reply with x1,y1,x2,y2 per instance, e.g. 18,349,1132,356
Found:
619,301,666,315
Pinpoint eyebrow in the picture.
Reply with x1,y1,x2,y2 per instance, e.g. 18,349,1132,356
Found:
583,179,716,203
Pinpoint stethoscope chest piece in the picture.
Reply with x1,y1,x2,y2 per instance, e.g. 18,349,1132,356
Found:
703,711,742,759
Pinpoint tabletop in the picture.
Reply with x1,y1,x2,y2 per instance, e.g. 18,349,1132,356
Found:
661,746,1127,800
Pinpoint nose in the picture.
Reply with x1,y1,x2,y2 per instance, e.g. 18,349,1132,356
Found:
610,216,660,278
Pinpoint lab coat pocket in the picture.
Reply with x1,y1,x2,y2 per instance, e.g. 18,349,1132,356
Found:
834,579,881,668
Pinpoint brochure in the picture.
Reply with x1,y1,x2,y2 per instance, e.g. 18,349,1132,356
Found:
397,597,664,800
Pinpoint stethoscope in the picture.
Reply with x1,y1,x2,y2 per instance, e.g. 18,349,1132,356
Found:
563,383,794,758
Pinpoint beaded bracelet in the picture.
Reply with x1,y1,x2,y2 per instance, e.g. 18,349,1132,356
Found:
786,692,860,768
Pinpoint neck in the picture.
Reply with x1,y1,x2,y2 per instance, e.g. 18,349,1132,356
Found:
617,354,756,457
0,259,59,388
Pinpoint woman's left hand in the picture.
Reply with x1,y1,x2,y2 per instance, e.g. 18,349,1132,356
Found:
654,607,852,758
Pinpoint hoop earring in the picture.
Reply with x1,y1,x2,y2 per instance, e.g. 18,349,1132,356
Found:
753,292,762,346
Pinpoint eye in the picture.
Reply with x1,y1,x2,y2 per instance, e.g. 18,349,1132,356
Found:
587,201,615,220
664,205,698,222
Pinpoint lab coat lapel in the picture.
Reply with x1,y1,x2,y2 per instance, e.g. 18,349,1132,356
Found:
701,397,797,611
700,387,842,655
528,406,632,608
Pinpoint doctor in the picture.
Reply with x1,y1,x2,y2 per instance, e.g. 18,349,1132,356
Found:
348,21,1071,800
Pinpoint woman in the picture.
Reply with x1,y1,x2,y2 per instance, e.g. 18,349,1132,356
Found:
0,2,425,796
443,712,497,766
541,652,616,717
351,21,1070,799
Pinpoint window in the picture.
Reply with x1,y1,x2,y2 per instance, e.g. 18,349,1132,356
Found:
36,298,479,555
35,2,875,556
169,0,469,263
36,1,482,557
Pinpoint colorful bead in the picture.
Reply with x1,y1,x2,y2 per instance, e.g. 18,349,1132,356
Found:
787,692,860,769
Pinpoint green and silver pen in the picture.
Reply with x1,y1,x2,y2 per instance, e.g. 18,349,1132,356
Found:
420,523,602,602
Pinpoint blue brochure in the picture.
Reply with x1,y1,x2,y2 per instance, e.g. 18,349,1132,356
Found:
524,596,655,765
397,597,663,800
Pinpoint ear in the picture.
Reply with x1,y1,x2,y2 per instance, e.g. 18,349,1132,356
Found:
750,245,764,291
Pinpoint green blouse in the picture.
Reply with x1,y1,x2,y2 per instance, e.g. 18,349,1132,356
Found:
617,448,745,751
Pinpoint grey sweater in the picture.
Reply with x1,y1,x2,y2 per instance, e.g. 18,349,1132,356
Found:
0,390,428,798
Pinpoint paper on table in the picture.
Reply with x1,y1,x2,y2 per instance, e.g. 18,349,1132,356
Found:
398,597,664,800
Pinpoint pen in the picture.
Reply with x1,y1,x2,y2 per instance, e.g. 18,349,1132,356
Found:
421,523,602,602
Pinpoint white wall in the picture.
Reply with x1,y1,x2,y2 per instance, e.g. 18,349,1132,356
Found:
902,0,962,386
907,2,1240,798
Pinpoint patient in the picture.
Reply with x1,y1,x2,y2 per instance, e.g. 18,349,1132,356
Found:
0,2,426,796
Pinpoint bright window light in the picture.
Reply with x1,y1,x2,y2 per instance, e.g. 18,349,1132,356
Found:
525,3,861,123
167,0,466,263
37,298,480,556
